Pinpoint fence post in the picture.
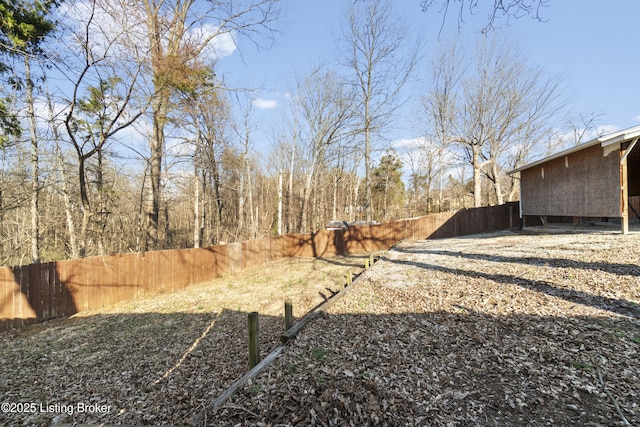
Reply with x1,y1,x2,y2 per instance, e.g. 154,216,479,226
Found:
284,300,293,331
248,312,260,368
347,270,352,286
369,253,374,266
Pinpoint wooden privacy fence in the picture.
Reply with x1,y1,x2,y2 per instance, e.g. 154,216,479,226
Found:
0,202,518,331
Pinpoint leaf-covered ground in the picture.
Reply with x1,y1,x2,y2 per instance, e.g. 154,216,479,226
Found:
0,255,365,426
208,230,640,427
2,230,640,426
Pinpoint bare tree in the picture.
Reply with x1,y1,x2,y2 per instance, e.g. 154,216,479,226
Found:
342,0,420,222
60,0,147,256
476,39,566,204
426,36,566,207
401,137,448,215
184,87,230,246
231,97,259,239
420,37,465,211
112,0,281,250
290,67,355,233
420,0,550,33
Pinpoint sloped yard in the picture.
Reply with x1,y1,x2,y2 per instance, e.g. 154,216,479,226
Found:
1,230,639,426
207,230,640,426
0,255,364,426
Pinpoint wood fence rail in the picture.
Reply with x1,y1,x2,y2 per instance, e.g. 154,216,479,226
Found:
0,203,518,331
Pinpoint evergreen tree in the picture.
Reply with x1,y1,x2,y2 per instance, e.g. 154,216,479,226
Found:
372,148,405,220
0,0,58,147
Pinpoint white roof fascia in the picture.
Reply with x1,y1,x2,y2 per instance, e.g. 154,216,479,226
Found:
600,127,640,156
598,127,640,147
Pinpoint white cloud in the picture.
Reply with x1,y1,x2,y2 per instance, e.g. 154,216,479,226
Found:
59,2,237,63
393,137,428,150
195,26,237,60
253,98,278,109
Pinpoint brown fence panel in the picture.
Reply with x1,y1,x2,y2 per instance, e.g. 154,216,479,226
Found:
196,247,211,284
15,266,33,329
241,239,266,270
631,196,640,220
344,225,368,254
189,248,200,285
284,233,311,257
376,222,400,251
172,248,190,289
25,264,42,323
53,259,74,317
468,208,481,235
1,266,36,330
268,235,284,261
57,258,82,313
0,266,15,330
212,244,231,276
316,230,337,257
228,242,242,274
117,253,137,303
146,251,165,295
40,263,53,321
1,204,520,331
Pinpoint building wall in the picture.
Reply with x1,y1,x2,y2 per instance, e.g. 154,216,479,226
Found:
520,144,621,217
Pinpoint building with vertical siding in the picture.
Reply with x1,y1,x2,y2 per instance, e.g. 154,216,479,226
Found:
509,125,640,233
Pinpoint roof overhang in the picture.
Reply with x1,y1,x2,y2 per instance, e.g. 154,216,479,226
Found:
508,124,640,175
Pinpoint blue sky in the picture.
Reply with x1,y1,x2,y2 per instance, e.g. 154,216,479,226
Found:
217,0,640,152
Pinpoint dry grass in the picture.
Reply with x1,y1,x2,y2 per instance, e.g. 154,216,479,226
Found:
0,255,365,426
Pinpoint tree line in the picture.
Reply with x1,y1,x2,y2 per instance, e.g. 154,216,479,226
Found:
0,0,597,267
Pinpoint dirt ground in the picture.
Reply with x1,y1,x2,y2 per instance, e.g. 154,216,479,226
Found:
1,229,639,426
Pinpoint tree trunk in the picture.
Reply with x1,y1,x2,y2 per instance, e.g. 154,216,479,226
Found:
287,148,295,233
54,143,79,258
472,144,482,208
210,157,223,244
299,171,313,233
352,177,360,221
277,169,283,235
163,195,171,247
507,175,519,202
332,174,338,220
202,170,210,245
193,168,201,248
76,155,92,257
237,171,244,239
383,174,390,220
365,125,372,222
492,160,504,205
25,56,39,263
96,149,105,255
147,91,168,250
193,129,202,248
245,157,255,238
